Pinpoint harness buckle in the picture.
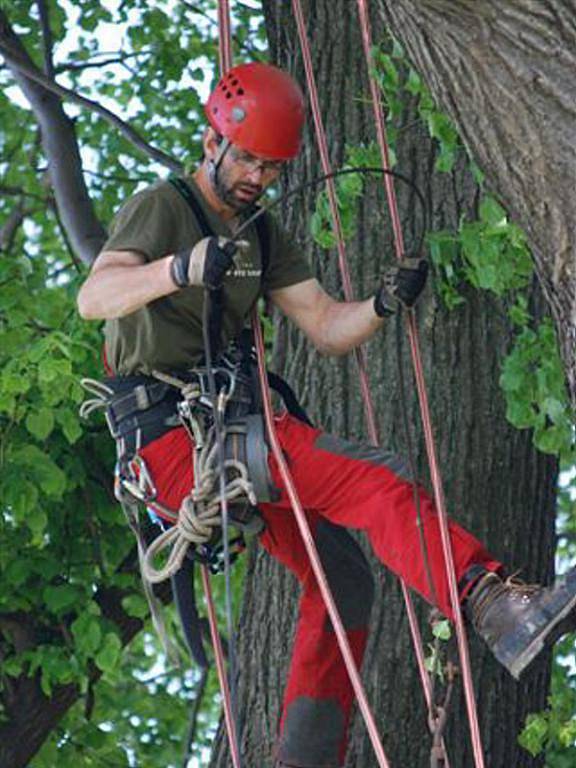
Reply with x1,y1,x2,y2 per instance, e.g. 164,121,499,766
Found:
134,384,151,411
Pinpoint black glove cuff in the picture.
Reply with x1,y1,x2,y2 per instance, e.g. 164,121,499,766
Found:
373,288,396,318
170,250,191,288
203,238,236,290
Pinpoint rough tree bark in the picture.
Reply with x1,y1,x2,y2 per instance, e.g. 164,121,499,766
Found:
210,2,558,766
378,0,576,408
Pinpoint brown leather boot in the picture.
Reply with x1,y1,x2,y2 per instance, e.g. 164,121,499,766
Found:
466,567,576,679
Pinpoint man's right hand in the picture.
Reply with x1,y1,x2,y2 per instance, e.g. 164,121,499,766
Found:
170,236,248,290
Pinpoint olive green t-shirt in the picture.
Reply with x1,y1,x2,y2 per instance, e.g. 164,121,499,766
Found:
103,178,312,375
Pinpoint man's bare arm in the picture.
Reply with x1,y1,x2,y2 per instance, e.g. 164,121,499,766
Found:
270,278,384,356
77,250,178,320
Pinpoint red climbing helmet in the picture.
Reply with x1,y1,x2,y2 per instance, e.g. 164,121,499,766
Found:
205,62,306,160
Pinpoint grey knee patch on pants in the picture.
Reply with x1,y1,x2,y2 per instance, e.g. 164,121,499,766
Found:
278,696,344,767
316,521,375,631
314,432,410,480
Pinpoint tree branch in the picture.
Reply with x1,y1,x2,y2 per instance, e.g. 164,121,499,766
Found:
0,201,27,253
0,35,182,175
36,0,54,78
0,9,107,265
181,1,267,61
55,49,152,75
0,184,50,202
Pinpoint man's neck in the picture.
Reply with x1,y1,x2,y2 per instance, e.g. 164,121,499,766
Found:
193,164,237,223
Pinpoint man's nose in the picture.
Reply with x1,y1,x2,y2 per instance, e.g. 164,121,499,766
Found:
245,165,266,182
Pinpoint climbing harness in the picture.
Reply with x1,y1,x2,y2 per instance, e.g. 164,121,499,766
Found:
81,353,274,560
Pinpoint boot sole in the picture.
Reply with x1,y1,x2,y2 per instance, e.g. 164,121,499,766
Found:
496,576,576,680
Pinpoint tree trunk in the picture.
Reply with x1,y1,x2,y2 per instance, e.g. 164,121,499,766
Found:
377,0,576,407
210,2,558,766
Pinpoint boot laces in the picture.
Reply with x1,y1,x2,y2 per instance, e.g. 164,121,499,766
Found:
504,571,541,598
470,571,540,628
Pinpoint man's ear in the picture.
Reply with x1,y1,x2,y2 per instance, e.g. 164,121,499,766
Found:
203,128,220,162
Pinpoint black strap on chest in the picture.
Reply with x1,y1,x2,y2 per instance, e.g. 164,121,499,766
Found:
168,177,270,354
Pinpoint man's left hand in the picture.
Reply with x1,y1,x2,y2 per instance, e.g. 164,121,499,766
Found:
373,257,428,317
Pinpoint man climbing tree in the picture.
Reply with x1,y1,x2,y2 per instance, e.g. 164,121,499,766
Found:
76,61,576,768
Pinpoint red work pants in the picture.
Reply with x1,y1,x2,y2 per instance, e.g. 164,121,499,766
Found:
139,413,502,767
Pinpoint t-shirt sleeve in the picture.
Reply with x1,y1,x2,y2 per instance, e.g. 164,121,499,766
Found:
262,213,312,293
102,186,178,262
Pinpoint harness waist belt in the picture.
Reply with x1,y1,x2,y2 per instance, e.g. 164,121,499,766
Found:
105,369,256,439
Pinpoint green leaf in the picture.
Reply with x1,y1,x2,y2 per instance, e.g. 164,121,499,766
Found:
25,407,55,440
479,197,506,226
27,506,48,541
38,357,72,384
5,479,40,522
534,424,569,455
121,594,149,619
3,656,24,677
519,712,549,757
542,397,566,424
435,148,456,173
4,558,33,587
432,619,451,641
505,399,536,429
72,613,103,657
405,68,422,96
56,407,83,444
43,584,83,614
95,633,122,674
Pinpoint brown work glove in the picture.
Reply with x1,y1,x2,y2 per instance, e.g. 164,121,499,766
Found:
373,257,428,317
170,236,249,290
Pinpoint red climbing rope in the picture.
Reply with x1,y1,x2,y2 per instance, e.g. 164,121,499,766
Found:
291,0,445,760
252,309,392,768
212,4,391,760
212,4,483,768
200,564,242,768
291,0,379,445
216,0,233,74
355,2,485,766
208,6,241,768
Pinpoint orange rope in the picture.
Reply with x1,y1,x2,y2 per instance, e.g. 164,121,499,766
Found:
252,309,392,768
355,2,485,765
290,0,448,762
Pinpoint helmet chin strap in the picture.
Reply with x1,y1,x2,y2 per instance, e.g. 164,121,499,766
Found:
208,136,231,189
